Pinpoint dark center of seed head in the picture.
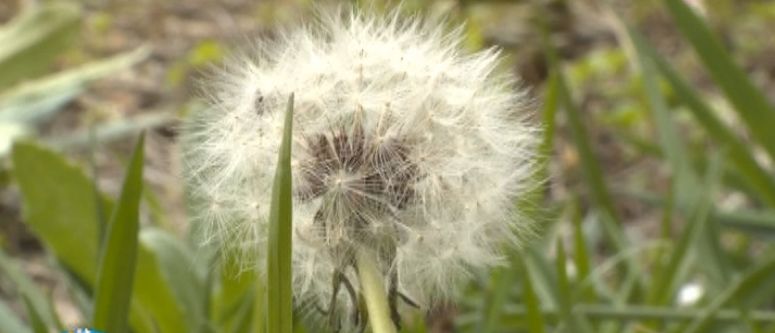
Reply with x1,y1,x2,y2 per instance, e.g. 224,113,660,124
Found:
296,122,418,235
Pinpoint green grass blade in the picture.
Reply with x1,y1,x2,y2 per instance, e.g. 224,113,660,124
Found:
214,257,257,331
555,240,593,333
0,47,149,125
624,23,700,207
693,154,731,290
21,296,47,333
525,246,560,309
663,0,775,162
0,250,60,329
646,44,775,207
516,254,546,333
0,3,79,90
554,240,571,328
539,8,619,224
622,16,775,207
0,300,29,333
140,229,207,332
230,294,257,333
683,255,775,333
648,155,719,305
491,304,775,325
555,69,644,290
132,245,189,333
571,200,594,303
92,134,145,333
478,267,512,332
253,277,266,333
541,5,644,296
11,140,185,333
556,68,618,224
715,210,775,238
266,94,294,333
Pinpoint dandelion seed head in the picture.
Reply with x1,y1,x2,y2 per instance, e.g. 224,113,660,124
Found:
182,6,538,328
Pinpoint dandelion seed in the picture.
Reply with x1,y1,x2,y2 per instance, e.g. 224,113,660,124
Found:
182,6,537,331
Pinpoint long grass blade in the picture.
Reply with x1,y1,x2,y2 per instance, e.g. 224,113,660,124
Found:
651,47,775,207
571,199,594,303
21,296,47,333
648,154,718,305
555,241,593,333
624,23,700,207
516,254,546,333
555,69,646,293
0,251,60,329
682,255,775,333
92,134,145,333
0,3,79,89
266,94,295,333
617,15,775,207
663,0,775,162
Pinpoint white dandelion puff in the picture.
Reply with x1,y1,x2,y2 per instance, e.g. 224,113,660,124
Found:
181,6,538,330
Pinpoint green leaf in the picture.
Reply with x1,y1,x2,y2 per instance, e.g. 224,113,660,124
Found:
22,296,47,333
12,141,108,281
0,47,149,125
0,300,29,333
0,121,29,156
267,94,295,333
0,3,79,90
141,228,208,332
214,257,259,332
663,0,775,162
131,239,189,333
253,277,266,333
0,250,60,329
92,134,144,333
48,112,172,151
230,292,258,333
11,140,187,333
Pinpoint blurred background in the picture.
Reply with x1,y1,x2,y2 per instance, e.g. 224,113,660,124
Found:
2,0,775,332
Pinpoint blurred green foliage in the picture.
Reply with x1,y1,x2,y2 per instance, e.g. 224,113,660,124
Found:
0,2,150,156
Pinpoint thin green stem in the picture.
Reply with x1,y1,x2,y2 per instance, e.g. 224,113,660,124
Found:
356,249,396,333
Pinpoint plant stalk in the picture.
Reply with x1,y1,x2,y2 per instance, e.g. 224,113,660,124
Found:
356,249,396,333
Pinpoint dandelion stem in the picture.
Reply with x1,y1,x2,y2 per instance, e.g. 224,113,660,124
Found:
356,249,397,333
